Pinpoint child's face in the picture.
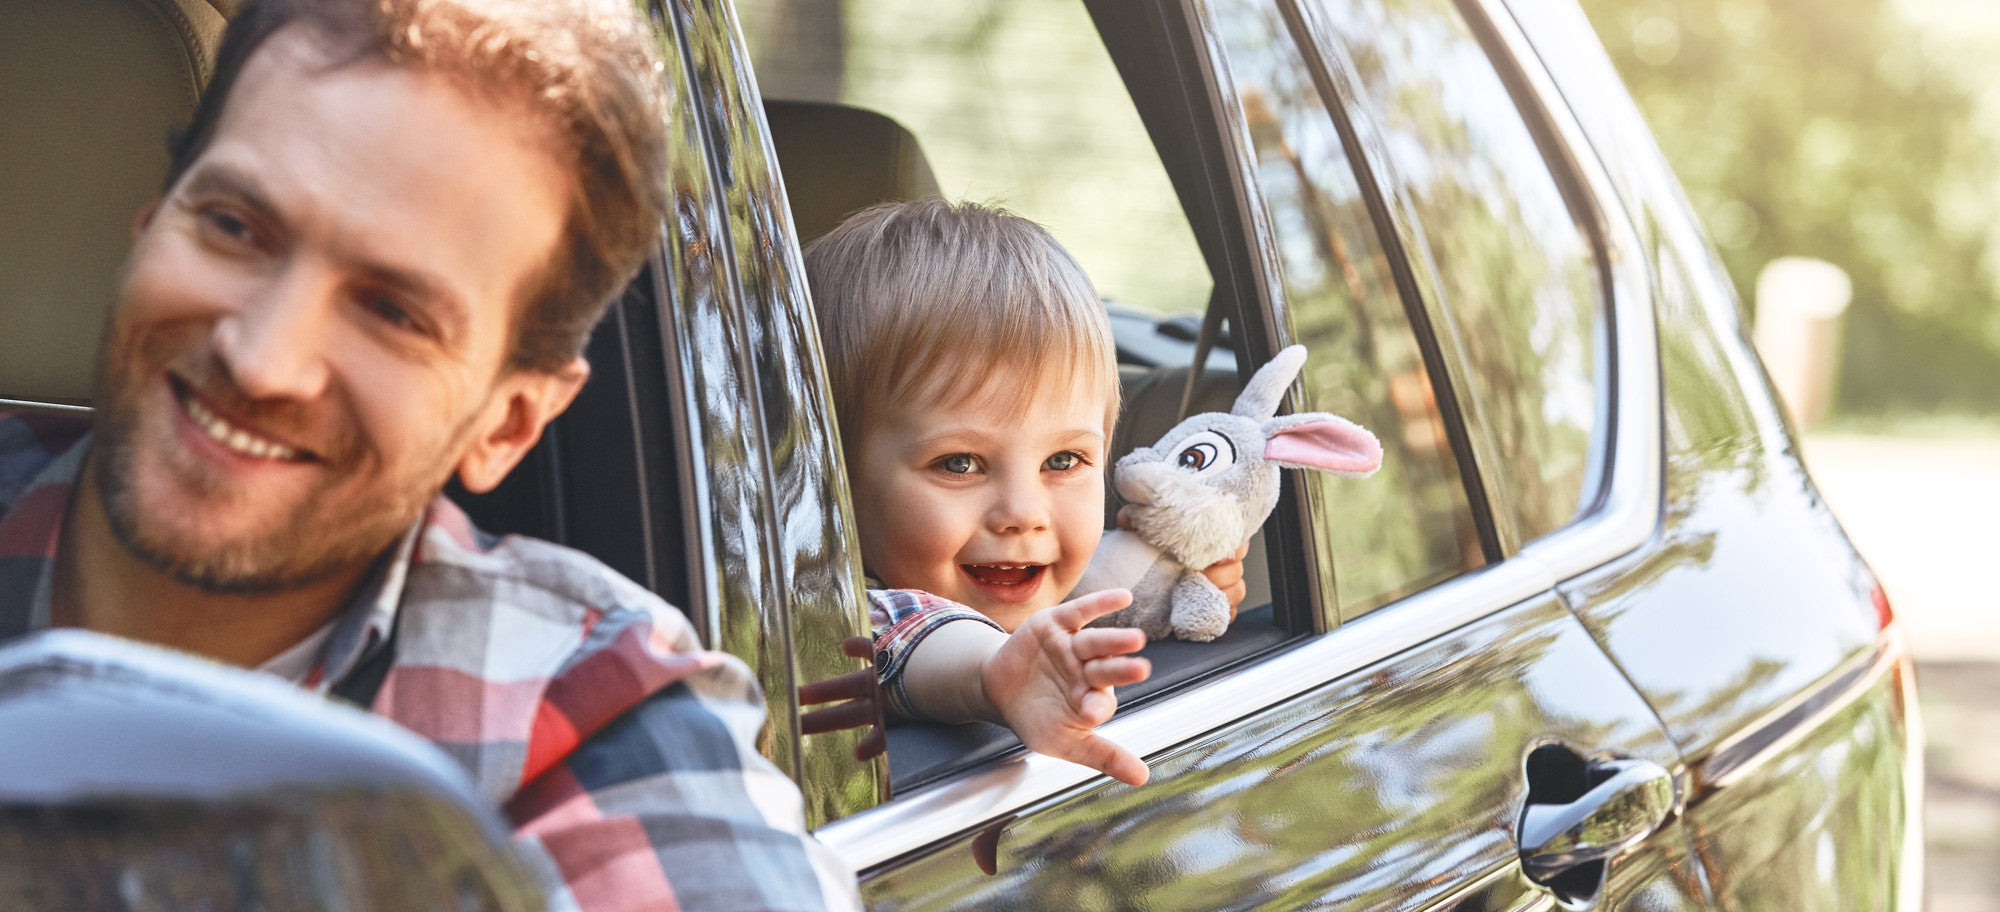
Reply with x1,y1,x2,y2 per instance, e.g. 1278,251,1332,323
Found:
851,370,1111,632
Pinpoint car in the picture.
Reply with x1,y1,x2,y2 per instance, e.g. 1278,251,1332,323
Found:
2,0,1923,908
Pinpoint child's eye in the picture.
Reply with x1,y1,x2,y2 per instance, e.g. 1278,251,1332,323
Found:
1043,451,1086,472
935,454,979,475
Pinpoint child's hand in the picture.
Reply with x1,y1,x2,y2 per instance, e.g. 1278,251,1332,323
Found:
979,588,1153,786
1117,505,1251,618
798,636,887,761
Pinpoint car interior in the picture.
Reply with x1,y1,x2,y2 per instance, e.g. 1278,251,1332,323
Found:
1,0,228,411
3,0,1315,799
745,0,1322,790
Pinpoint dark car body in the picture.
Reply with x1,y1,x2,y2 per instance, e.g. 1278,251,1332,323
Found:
2,0,1921,908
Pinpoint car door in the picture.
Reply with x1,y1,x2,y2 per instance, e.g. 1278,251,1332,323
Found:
700,0,1719,907
1501,5,1924,909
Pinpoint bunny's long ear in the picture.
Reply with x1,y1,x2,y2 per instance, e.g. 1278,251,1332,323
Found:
1231,344,1310,419
1263,413,1383,477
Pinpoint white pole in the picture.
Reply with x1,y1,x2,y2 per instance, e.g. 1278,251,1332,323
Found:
1753,257,1853,429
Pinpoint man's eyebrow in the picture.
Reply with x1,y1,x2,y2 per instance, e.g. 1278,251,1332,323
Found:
183,164,471,343
352,261,472,342
181,165,280,220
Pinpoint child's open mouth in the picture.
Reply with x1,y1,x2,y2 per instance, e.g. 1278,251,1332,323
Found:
960,563,1046,603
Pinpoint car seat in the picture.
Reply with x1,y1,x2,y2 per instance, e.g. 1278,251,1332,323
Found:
763,99,940,248
0,0,231,409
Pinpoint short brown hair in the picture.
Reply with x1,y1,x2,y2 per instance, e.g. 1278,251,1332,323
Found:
805,198,1119,446
165,0,669,373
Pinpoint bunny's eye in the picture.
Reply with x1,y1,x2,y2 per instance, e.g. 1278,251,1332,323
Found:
1171,431,1236,478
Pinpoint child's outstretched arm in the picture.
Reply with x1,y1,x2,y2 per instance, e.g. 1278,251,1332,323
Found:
800,589,1153,785
894,589,1150,786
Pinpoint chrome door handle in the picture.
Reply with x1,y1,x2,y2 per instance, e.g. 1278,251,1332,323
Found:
1516,756,1677,879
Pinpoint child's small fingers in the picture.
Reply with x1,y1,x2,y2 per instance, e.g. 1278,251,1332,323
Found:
1072,627,1146,660
1083,656,1150,690
798,668,876,705
1073,738,1148,787
840,635,875,662
1079,686,1119,724
1050,588,1134,629
799,697,877,735
854,726,887,762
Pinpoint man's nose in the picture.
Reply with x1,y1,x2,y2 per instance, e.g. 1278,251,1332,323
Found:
210,263,335,400
986,474,1052,535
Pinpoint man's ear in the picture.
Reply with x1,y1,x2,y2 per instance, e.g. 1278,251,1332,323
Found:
132,198,161,238
455,356,589,494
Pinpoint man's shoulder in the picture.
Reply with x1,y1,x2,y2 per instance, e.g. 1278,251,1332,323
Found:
0,413,91,510
386,496,708,711
405,496,692,638
378,498,738,796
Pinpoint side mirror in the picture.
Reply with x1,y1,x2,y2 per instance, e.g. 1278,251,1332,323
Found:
0,630,546,911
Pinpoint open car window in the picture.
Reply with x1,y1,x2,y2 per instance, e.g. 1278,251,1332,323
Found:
737,0,1509,802
738,0,1319,795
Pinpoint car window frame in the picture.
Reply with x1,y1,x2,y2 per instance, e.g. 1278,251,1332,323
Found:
806,0,1662,873
1281,0,1627,559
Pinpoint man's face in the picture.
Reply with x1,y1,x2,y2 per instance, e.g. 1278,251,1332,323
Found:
91,30,575,592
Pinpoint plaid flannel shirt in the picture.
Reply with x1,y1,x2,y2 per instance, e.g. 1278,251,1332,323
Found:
865,587,1001,722
0,414,859,912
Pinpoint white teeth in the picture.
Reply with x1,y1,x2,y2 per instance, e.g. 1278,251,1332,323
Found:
184,395,302,461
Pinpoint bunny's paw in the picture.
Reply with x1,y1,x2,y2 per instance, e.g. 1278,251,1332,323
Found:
1169,574,1232,642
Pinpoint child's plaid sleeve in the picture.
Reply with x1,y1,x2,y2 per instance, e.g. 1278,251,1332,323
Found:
865,588,1001,722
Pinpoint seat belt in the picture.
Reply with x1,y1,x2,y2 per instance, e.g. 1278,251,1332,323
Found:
1179,302,1229,421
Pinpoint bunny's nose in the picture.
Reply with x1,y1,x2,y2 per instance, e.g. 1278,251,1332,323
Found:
1114,462,1174,506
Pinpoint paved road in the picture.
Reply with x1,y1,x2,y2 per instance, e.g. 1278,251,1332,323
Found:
1802,433,2000,912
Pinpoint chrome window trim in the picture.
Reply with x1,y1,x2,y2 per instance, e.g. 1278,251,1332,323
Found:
815,0,1664,873
818,555,1556,868
1478,0,1663,583
0,399,93,415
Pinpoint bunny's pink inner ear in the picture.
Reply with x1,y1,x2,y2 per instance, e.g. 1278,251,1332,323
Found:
1265,417,1383,476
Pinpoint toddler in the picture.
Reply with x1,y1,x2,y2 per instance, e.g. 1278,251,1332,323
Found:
802,198,1237,786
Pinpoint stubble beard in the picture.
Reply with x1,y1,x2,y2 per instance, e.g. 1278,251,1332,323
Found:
88,365,435,597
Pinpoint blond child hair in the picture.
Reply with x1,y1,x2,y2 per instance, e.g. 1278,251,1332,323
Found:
804,197,1121,447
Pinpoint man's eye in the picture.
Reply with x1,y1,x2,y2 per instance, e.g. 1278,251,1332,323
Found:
199,208,256,245
1044,451,1084,472
362,294,425,335
936,454,977,475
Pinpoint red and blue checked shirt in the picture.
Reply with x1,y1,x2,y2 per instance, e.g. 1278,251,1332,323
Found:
0,412,867,912
865,586,1002,722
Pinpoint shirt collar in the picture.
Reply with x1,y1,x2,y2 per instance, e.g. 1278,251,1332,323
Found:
305,515,422,693
0,430,428,692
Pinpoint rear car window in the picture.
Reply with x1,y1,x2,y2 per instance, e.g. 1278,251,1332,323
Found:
1296,0,1608,547
1209,0,1488,617
741,0,1213,318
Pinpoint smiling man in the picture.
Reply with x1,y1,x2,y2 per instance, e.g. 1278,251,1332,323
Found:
0,0,859,909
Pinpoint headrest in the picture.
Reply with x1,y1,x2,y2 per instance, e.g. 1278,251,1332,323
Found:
764,99,940,248
0,0,225,407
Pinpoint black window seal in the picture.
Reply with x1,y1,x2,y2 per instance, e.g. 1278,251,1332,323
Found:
1273,0,1507,566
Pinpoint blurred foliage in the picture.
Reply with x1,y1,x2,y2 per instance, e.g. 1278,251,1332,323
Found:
1578,0,2000,417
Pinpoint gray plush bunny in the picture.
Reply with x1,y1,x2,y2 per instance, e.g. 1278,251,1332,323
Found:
1077,345,1381,642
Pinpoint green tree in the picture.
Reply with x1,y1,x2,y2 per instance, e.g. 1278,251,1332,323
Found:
1579,0,2000,416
